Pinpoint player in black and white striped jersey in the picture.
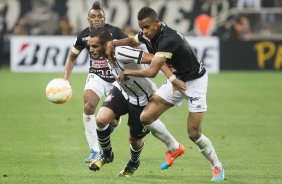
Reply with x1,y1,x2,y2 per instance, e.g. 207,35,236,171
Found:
86,27,185,177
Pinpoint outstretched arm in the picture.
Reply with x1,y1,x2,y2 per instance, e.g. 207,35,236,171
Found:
121,55,165,80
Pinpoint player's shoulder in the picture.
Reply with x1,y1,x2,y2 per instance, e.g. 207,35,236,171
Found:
160,23,183,44
161,24,179,39
77,27,90,39
104,24,127,39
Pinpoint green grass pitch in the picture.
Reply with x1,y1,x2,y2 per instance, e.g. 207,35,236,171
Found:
0,68,281,184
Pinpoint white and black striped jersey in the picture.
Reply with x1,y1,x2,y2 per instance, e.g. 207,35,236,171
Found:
110,46,158,106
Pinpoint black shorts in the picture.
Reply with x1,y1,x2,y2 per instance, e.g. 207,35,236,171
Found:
102,86,150,139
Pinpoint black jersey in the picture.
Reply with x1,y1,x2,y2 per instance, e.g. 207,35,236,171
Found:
136,23,206,82
72,24,127,83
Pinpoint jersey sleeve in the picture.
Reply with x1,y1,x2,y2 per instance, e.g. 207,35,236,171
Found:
115,46,143,64
155,36,178,59
72,34,86,55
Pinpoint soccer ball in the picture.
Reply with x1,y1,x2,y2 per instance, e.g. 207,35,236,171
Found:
45,78,72,104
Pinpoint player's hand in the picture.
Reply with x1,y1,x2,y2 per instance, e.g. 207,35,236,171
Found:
105,41,115,63
171,79,186,95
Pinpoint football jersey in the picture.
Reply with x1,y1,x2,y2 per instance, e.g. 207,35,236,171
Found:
135,23,206,82
71,24,127,83
110,46,158,106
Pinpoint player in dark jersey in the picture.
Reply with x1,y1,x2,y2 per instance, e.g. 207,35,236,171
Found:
111,7,224,182
63,1,127,164
86,27,184,177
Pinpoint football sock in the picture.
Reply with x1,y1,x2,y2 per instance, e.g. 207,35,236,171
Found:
130,143,144,163
96,124,112,157
83,113,100,153
195,134,221,168
145,119,179,151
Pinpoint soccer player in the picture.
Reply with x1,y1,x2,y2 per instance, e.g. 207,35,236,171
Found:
111,7,225,182
86,27,185,176
63,1,128,163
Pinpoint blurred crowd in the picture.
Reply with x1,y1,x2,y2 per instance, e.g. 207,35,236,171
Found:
1,0,282,66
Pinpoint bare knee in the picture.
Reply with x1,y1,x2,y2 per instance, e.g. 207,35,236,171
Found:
84,90,99,115
140,111,155,125
96,115,109,128
188,129,201,142
187,112,204,141
84,102,95,115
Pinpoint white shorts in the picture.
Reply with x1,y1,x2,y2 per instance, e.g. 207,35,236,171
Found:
84,73,113,98
155,72,208,112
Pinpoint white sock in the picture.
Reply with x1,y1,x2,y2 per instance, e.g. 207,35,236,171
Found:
195,134,221,168
145,119,179,151
83,113,100,153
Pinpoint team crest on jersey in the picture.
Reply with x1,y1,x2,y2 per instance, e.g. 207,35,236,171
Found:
105,94,114,102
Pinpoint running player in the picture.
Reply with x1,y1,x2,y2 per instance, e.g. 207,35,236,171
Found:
112,7,225,182
86,27,185,177
63,1,127,163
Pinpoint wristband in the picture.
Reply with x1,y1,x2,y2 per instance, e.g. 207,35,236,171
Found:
168,75,176,82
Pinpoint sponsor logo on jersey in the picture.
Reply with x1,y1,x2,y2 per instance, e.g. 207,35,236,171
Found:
91,59,109,68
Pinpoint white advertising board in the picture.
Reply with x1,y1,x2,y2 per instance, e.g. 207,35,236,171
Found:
10,36,89,72
11,36,219,73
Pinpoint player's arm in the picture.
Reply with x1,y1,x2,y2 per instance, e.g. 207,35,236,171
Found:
113,36,140,47
141,52,153,63
106,35,141,61
64,51,78,81
160,63,186,94
120,55,165,81
119,51,186,93
139,53,175,80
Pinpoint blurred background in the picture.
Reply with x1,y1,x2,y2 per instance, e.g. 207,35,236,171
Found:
1,0,282,71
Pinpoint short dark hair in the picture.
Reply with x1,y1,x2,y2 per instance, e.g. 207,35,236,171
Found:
137,7,159,21
89,1,105,17
89,27,112,44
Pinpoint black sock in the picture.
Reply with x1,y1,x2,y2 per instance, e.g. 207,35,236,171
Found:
97,125,112,158
130,143,144,163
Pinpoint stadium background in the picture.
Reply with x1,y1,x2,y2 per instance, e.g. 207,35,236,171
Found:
1,0,282,70
1,0,282,184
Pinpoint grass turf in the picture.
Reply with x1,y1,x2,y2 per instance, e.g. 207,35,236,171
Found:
0,68,281,184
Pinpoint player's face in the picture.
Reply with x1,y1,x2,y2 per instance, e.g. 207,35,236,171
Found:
138,17,160,40
88,9,105,28
87,37,106,59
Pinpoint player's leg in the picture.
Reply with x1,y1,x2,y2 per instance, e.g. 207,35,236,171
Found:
89,106,116,171
118,104,149,177
118,137,144,177
188,112,224,181
83,74,105,163
141,94,185,170
186,73,224,181
83,89,100,163
89,86,128,171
